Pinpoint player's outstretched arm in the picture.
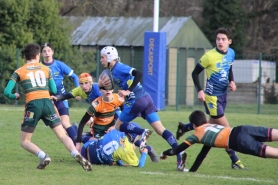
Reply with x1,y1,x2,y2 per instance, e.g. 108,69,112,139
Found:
4,80,17,100
54,93,74,101
189,145,211,172
162,142,189,157
76,112,91,151
69,72,79,87
137,148,148,167
49,79,57,95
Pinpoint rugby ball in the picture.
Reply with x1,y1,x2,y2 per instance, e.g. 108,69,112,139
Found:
99,69,114,90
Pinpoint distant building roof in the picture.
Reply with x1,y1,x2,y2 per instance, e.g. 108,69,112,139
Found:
64,16,212,49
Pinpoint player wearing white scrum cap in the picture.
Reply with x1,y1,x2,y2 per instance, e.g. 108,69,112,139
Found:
100,46,120,67
98,46,184,170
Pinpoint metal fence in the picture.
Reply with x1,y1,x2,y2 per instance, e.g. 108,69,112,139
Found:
1,48,278,112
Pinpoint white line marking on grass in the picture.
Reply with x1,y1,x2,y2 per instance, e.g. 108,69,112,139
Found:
140,171,277,184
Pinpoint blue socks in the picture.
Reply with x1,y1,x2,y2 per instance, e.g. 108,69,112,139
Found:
226,149,239,163
134,140,151,152
119,122,144,135
162,130,178,149
66,126,77,144
162,130,181,163
183,123,194,132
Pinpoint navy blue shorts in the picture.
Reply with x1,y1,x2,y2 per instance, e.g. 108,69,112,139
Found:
120,94,158,123
229,125,272,158
54,100,69,116
204,93,227,116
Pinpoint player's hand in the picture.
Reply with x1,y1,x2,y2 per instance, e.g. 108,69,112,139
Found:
197,90,205,102
76,143,81,153
14,93,20,100
160,152,167,160
139,147,148,154
229,81,236,91
98,75,111,87
86,117,94,125
75,96,81,100
106,126,115,133
118,90,131,97
50,96,58,101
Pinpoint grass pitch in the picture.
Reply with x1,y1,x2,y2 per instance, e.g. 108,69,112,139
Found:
0,103,278,185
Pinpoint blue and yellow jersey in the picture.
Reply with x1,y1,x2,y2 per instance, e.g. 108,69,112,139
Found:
112,137,139,166
96,129,138,166
42,59,79,94
198,48,235,96
184,123,232,148
70,83,101,103
111,62,147,99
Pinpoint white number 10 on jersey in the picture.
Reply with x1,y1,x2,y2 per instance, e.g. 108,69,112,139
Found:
27,71,46,87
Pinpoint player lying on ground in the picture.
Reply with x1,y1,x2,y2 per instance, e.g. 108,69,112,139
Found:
72,85,158,162
80,128,151,167
161,110,278,172
76,121,159,163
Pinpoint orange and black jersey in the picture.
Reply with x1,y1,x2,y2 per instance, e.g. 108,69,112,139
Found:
87,94,124,125
76,93,124,143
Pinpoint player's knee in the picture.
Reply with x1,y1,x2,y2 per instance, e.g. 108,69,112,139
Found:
51,123,67,140
115,119,123,130
146,112,160,123
210,114,224,119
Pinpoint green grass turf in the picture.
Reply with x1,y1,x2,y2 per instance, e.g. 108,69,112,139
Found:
0,104,278,185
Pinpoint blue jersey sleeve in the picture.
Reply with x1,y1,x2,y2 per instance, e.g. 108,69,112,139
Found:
57,61,79,87
112,62,135,90
69,72,79,87
137,152,147,167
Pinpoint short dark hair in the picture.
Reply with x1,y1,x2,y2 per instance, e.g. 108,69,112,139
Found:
216,27,232,40
189,110,207,127
23,43,41,60
41,42,53,52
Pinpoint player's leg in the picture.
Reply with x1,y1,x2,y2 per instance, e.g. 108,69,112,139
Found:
205,94,246,169
176,122,194,140
253,127,278,158
142,94,182,169
264,146,278,158
21,100,51,169
115,117,147,136
54,100,77,144
271,128,278,141
127,122,159,162
208,115,230,127
44,99,92,171
238,126,278,158
21,129,51,170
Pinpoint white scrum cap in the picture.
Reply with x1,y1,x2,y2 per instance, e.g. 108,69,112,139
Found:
100,46,119,63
